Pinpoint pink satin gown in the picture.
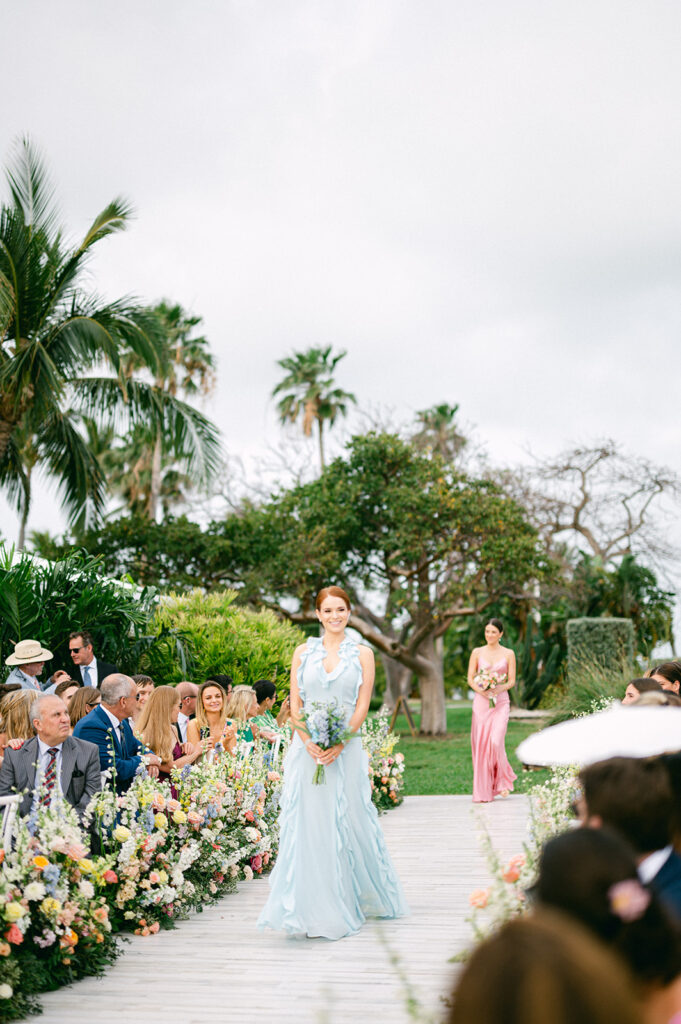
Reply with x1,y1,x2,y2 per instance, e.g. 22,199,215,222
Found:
471,654,517,802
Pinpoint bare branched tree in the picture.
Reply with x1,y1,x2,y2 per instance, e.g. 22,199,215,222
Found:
497,441,681,569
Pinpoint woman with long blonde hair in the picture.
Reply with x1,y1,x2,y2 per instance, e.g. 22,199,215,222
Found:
226,685,261,744
0,690,38,765
136,686,208,779
186,681,236,759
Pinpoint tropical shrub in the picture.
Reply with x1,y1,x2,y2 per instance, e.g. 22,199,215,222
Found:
566,617,634,679
0,547,162,677
545,658,633,723
143,590,304,694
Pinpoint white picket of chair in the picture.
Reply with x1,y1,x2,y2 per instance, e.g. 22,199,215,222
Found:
0,794,22,847
270,735,282,765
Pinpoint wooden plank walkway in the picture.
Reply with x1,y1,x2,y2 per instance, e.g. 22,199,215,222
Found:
37,795,530,1024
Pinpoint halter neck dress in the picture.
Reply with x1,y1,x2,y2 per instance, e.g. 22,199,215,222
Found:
471,652,517,803
257,636,408,939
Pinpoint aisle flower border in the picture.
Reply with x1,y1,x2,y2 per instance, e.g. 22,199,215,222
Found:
0,715,405,1021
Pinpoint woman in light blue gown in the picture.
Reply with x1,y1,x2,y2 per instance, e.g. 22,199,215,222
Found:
258,585,408,940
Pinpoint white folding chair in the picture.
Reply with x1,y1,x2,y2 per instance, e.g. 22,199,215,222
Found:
270,735,282,765
0,794,22,847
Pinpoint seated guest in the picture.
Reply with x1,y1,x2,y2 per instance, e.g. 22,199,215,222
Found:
132,674,155,723
205,674,234,699
187,681,236,758
448,909,642,1024
534,828,681,1024
68,687,101,731
0,694,101,819
252,680,291,737
622,677,665,705
54,678,82,707
647,661,681,695
67,630,117,689
578,757,681,920
0,690,38,767
634,691,681,707
226,685,262,745
175,681,198,743
136,686,208,782
4,638,53,692
73,675,161,792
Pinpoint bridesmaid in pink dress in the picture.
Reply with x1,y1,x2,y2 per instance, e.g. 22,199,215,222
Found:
467,618,517,803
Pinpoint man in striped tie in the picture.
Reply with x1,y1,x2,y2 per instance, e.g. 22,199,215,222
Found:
0,695,101,819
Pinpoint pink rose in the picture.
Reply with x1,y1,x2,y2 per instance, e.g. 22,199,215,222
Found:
103,870,118,884
469,889,489,909
6,924,23,945
149,922,160,934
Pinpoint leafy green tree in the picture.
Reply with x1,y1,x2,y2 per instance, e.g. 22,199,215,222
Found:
220,433,550,734
0,138,221,541
272,346,356,470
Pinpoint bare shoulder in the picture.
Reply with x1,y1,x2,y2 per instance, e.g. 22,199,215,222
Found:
506,647,516,662
292,643,308,659
358,643,374,666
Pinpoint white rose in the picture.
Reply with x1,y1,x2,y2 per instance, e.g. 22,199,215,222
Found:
0,985,12,999
24,881,46,901
243,865,253,881
78,880,95,899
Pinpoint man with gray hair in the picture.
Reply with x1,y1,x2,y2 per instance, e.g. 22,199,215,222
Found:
73,674,161,793
0,695,101,818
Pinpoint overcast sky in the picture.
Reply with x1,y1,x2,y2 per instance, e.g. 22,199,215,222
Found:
2,0,681,546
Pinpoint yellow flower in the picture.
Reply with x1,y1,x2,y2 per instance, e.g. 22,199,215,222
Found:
32,855,49,870
154,813,168,829
113,825,131,843
40,897,61,916
4,903,25,923
77,858,95,874
172,809,187,825
158,870,168,885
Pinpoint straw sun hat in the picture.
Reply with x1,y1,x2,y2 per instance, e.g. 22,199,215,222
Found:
5,639,53,666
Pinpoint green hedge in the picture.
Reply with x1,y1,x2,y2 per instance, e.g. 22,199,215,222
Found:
143,589,304,695
566,617,634,678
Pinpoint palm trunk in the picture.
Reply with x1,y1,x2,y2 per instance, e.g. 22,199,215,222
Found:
148,431,162,521
317,419,325,472
17,468,32,550
0,418,13,462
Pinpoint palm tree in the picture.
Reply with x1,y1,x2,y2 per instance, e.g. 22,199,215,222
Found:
412,403,467,463
272,346,356,470
117,301,217,520
0,138,222,541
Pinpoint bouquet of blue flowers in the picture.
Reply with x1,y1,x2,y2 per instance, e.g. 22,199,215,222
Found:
299,700,353,784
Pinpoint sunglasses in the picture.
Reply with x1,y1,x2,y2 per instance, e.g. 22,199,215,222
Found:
69,645,88,653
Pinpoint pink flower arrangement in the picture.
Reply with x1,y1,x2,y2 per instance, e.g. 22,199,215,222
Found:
469,888,490,909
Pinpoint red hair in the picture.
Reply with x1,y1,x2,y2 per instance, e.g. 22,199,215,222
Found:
315,586,351,611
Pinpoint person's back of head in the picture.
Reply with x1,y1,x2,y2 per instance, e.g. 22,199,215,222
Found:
254,680,276,705
449,909,643,1024
534,827,681,989
68,687,100,729
635,690,681,707
580,756,673,854
0,690,38,740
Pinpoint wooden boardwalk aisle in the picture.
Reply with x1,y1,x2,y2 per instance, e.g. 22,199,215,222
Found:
37,794,529,1024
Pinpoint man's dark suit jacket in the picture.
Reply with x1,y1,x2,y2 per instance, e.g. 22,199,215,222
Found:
0,734,101,818
72,705,143,793
75,659,118,688
650,848,681,922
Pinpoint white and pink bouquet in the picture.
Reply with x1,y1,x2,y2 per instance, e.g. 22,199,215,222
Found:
299,701,352,785
474,668,507,707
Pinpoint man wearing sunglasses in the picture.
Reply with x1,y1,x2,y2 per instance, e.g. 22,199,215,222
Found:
67,631,117,690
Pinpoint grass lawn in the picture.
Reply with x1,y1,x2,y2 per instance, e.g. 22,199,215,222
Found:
394,705,548,795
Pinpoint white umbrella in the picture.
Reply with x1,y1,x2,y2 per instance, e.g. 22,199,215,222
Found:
516,704,681,768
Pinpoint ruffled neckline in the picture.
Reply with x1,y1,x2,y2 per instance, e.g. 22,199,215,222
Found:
305,636,358,688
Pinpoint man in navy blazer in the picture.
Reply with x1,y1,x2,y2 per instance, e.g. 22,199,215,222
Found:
73,675,161,793
579,756,681,921
0,694,101,819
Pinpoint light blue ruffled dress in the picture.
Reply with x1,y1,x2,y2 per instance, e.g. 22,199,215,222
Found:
257,636,409,939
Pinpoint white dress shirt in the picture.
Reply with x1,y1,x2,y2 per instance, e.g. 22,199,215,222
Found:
101,705,124,746
37,737,64,792
81,658,98,688
177,712,190,743
638,845,673,883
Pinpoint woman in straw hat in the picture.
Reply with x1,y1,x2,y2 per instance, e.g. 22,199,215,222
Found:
4,639,53,692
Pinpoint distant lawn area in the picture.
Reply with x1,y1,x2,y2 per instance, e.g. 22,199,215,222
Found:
393,704,548,795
